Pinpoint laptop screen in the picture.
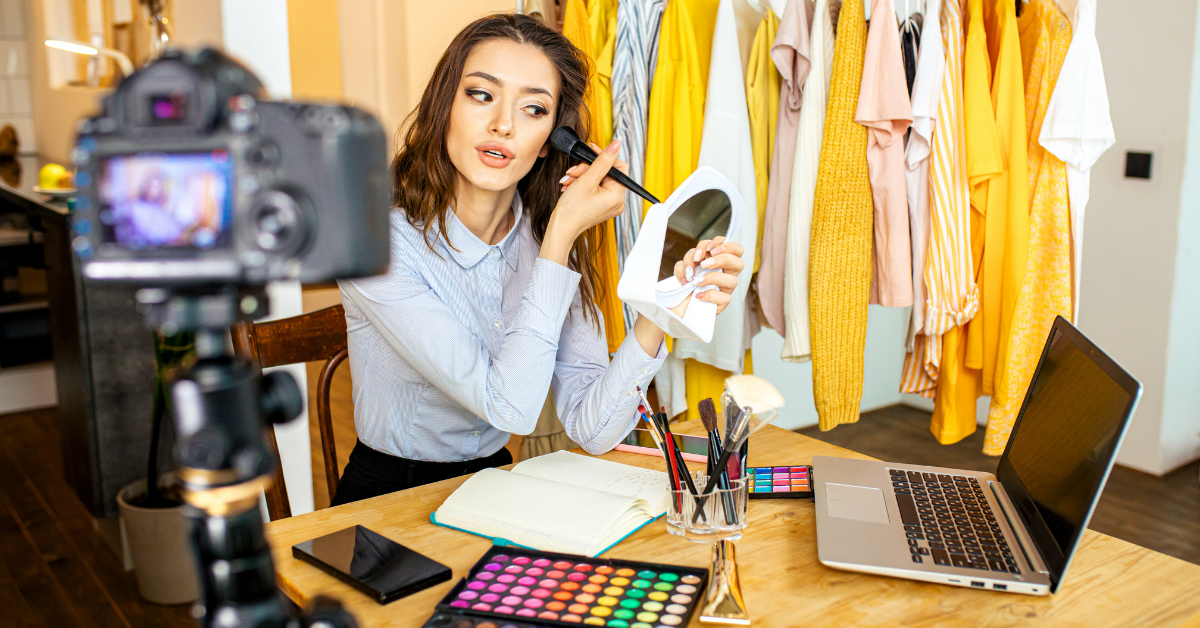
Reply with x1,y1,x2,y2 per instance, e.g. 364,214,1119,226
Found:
996,317,1140,591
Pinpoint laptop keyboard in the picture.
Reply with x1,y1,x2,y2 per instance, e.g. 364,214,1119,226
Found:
889,468,1021,574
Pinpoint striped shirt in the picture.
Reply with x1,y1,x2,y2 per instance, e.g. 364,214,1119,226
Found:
611,0,665,331
900,0,977,396
338,197,667,462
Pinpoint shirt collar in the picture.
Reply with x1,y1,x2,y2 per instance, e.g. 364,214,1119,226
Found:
443,194,523,271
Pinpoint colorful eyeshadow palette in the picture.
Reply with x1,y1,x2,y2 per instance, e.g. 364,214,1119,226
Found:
419,614,553,628
426,545,708,628
748,465,813,498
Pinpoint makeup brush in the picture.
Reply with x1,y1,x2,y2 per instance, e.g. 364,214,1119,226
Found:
726,374,783,483
699,398,737,524
641,406,682,488
638,404,665,449
691,376,785,522
698,398,722,475
726,374,786,416
656,411,699,497
641,405,686,514
550,126,662,205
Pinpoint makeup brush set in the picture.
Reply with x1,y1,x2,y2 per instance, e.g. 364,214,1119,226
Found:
639,376,787,513
633,375,789,626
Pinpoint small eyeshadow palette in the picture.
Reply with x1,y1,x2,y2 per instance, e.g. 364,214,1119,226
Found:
748,465,813,498
424,545,709,628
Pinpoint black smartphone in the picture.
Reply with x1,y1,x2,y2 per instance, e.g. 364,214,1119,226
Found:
293,525,452,604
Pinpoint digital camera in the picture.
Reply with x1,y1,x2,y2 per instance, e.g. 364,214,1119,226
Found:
69,47,391,285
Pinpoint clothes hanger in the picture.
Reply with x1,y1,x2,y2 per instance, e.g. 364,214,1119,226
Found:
746,0,767,17
767,0,788,17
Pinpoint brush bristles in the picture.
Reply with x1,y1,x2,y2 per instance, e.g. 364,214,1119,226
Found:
725,375,785,413
698,398,719,433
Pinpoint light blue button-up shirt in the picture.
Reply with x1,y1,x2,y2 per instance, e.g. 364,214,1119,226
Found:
338,196,667,462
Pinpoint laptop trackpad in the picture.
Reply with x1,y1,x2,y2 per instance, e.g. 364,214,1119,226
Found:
825,483,891,524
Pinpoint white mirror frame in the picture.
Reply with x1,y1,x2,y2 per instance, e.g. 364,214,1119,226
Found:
617,166,745,343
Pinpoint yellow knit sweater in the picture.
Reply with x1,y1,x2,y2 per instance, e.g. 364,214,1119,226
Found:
808,0,871,431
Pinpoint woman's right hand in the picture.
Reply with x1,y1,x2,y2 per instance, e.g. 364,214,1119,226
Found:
539,139,628,266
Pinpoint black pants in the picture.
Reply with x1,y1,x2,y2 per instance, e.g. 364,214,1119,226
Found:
329,440,513,507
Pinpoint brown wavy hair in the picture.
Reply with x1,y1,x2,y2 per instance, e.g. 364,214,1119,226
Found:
392,13,603,324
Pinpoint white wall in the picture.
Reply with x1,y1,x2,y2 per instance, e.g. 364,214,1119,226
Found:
1083,0,1199,475
1162,0,1200,474
753,306,915,431
219,0,315,516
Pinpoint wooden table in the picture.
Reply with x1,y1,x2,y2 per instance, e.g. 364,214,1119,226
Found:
266,422,1200,627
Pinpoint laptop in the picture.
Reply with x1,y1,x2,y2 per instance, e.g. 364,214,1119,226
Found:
813,316,1142,595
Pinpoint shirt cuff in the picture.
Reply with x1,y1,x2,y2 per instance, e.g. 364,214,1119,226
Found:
609,329,668,400
512,257,583,340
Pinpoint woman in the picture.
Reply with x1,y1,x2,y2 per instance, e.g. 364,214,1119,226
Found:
333,13,745,506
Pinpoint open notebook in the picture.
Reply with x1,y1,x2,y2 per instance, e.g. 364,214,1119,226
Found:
431,451,669,557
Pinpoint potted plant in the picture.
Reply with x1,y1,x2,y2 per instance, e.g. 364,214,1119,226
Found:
116,329,200,605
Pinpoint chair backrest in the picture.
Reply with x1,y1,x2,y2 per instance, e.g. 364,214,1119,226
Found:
231,304,348,521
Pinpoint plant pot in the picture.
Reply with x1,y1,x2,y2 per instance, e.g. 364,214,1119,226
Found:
116,475,199,605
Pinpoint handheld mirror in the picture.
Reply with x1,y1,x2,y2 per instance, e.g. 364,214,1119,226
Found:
617,167,745,343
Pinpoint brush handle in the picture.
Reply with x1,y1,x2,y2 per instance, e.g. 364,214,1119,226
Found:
661,416,703,498
561,137,661,205
690,435,747,524
705,432,719,476
643,415,682,510
705,430,737,525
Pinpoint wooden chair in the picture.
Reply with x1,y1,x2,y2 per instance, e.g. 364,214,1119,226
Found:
231,304,349,521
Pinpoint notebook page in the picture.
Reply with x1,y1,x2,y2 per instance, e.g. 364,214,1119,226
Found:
512,451,669,516
434,468,652,556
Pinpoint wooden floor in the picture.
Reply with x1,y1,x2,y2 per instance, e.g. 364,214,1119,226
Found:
0,407,193,628
800,404,1200,566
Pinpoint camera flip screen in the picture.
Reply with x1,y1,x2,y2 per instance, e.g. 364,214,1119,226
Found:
98,152,234,250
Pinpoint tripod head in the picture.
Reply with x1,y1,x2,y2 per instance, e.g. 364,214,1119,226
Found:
138,286,357,628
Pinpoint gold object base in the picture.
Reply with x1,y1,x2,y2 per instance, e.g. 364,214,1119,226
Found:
701,539,751,625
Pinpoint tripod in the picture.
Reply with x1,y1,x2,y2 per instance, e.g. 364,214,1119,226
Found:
139,286,358,628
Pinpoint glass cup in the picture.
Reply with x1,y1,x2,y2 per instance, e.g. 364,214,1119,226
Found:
666,485,688,537
666,471,748,543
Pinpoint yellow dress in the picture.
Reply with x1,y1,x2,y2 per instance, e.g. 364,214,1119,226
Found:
965,0,1028,399
644,0,721,213
744,8,781,273
928,0,998,441
985,0,1072,454
565,0,625,352
808,0,871,431
589,0,618,147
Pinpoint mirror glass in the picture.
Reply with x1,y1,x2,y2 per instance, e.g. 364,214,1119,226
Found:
657,189,733,289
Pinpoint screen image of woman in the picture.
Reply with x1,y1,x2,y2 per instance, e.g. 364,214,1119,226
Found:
102,152,232,249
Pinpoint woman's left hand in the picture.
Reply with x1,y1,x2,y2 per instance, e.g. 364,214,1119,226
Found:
672,236,745,314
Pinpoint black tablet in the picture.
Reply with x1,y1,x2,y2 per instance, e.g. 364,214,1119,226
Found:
293,525,452,604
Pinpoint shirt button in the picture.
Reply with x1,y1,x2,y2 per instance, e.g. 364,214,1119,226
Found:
489,249,499,259
627,391,635,396
642,369,651,374
634,379,642,385
493,320,502,329
472,431,481,437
